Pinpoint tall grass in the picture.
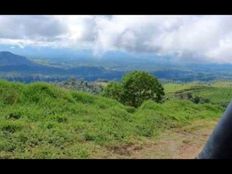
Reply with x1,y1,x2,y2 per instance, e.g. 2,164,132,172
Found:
0,80,224,158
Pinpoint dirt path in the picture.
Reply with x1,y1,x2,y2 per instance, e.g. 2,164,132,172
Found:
99,119,218,159
130,119,217,159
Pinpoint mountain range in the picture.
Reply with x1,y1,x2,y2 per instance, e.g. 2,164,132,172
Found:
0,51,35,66
0,51,124,82
1,51,232,83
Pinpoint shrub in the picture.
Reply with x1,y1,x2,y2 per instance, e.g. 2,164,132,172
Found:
103,71,165,107
5,112,22,120
102,82,124,103
121,71,165,107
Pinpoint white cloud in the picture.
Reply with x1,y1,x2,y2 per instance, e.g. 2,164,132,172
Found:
0,15,67,40
1,15,232,63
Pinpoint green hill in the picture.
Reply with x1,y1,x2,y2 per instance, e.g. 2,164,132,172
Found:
0,80,226,158
164,81,232,108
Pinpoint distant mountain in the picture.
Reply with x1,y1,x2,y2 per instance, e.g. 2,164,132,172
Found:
1,51,232,83
0,51,125,82
0,51,35,66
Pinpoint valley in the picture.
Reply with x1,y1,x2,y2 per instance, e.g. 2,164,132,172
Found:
1,51,232,83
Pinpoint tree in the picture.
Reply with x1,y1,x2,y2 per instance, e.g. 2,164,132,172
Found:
121,71,164,107
103,71,165,107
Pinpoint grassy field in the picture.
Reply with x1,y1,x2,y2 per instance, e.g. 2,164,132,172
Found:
0,80,230,158
164,81,232,107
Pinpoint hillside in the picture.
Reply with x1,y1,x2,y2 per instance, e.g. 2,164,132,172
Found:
0,80,227,158
0,51,124,82
0,51,35,66
164,81,232,108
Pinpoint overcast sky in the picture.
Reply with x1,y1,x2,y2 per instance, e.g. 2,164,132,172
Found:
0,15,232,63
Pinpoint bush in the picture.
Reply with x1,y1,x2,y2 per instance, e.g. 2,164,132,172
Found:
6,112,22,120
122,71,165,107
103,71,165,107
102,82,124,103
192,96,200,104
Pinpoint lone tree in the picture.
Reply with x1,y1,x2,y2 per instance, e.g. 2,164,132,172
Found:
103,71,165,107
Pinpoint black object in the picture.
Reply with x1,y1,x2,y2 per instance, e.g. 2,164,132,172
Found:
198,100,232,159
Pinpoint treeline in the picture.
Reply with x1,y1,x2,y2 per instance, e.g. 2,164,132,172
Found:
1,64,232,83
56,77,104,95
0,75,68,83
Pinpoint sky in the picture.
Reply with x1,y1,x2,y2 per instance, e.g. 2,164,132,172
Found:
0,15,232,63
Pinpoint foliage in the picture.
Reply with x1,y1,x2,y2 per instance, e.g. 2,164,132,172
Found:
57,77,103,94
165,81,232,108
0,80,226,158
122,71,165,107
102,82,123,103
104,71,165,107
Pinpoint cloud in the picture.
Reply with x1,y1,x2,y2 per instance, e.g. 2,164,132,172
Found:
88,15,232,63
0,15,67,40
1,15,232,63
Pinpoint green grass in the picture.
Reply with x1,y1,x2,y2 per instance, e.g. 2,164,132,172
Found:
0,80,226,158
192,87,232,107
164,81,232,108
163,82,202,94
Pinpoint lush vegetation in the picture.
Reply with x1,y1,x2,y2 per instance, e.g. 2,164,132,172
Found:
0,78,229,158
103,71,165,107
56,77,104,94
164,81,232,108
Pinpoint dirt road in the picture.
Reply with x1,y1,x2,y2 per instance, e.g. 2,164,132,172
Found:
100,119,217,159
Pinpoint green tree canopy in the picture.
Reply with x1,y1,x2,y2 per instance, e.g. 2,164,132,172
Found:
103,71,165,107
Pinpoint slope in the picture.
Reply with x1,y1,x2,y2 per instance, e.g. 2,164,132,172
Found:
0,80,224,158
